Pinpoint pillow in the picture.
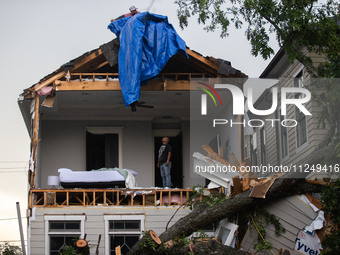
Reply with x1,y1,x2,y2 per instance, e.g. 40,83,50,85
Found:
58,168,73,173
126,169,138,176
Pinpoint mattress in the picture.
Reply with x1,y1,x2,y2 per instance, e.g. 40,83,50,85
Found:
58,168,138,188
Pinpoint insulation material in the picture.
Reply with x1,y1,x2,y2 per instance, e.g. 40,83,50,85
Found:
36,85,53,96
108,12,188,106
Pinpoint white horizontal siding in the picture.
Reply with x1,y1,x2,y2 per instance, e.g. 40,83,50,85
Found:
29,206,190,255
240,195,318,254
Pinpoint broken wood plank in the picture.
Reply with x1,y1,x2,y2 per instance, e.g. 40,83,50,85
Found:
242,173,251,191
232,175,242,196
41,95,55,108
186,48,219,71
202,145,233,167
93,61,109,71
239,158,251,176
31,94,40,189
305,179,328,186
115,246,121,255
35,71,68,91
229,153,241,168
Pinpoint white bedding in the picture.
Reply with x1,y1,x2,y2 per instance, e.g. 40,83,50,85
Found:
58,168,138,188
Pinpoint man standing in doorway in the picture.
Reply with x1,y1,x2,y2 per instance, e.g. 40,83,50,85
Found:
157,137,172,188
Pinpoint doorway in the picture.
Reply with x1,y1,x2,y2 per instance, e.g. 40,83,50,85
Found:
154,132,183,188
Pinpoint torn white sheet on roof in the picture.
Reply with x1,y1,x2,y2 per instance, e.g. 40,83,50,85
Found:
305,210,325,234
297,194,319,212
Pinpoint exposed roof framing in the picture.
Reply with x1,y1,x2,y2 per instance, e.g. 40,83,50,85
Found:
24,38,247,98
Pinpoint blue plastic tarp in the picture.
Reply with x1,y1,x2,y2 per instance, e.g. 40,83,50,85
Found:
108,12,189,107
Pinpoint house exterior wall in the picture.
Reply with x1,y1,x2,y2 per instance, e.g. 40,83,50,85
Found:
240,195,318,255
39,120,158,188
245,55,328,171
29,206,190,255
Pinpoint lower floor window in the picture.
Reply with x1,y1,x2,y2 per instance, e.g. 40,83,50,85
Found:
104,215,145,255
44,215,85,255
50,235,79,255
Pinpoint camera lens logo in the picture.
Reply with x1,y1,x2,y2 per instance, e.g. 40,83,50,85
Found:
197,82,222,115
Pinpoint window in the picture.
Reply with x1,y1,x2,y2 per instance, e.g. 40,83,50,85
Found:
86,132,119,170
215,220,238,247
44,215,85,255
294,71,308,148
104,215,145,255
260,128,266,166
86,127,123,170
279,109,289,160
250,133,257,166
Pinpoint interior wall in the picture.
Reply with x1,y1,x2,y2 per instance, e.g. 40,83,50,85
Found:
121,121,153,187
39,120,154,188
182,120,205,188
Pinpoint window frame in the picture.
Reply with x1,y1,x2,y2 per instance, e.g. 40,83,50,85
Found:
44,215,86,255
250,132,258,166
293,71,309,152
104,214,145,255
215,220,238,246
278,108,289,162
260,127,267,166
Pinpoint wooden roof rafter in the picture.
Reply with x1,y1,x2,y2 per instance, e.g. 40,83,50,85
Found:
25,42,247,99
186,48,220,72
34,49,103,92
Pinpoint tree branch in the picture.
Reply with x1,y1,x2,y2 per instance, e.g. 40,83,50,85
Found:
127,179,322,255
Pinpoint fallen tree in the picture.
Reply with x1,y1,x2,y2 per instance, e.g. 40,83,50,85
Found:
127,178,323,255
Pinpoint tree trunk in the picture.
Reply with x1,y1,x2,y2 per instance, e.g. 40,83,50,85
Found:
127,178,322,255
76,239,90,255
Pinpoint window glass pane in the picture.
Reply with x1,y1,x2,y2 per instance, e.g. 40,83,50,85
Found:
121,244,130,255
125,236,139,248
50,222,64,230
113,221,125,230
111,235,124,249
51,236,64,250
65,222,80,230
125,221,140,230
65,236,76,246
219,228,231,244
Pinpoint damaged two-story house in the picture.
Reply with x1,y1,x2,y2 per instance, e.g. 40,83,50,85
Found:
18,28,247,255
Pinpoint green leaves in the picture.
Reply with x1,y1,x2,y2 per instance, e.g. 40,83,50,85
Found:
248,209,285,253
175,0,340,62
187,184,226,210
321,179,340,254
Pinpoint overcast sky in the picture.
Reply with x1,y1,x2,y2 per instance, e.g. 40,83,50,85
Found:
0,0,279,247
